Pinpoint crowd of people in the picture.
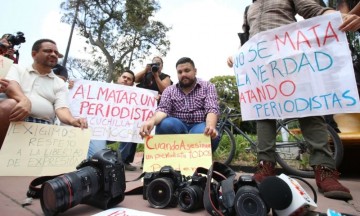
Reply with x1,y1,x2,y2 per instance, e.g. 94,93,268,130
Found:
0,0,360,203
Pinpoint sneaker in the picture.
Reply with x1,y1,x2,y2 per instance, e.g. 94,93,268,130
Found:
314,165,352,200
252,161,276,183
124,163,136,171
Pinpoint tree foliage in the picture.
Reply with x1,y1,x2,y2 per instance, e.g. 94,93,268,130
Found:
60,0,171,82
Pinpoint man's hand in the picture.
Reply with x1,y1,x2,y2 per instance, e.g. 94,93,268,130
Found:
340,13,360,31
139,119,155,138
204,126,218,139
70,117,88,129
0,79,10,93
227,56,234,68
9,97,31,121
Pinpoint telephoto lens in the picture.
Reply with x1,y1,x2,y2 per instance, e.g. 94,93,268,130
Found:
40,149,126,216
41,166,100,216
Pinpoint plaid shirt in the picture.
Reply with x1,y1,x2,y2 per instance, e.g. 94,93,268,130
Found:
157,79,220,123
247,0,332,38
25,116,52,125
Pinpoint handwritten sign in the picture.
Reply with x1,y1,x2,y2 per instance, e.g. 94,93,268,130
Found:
143,134,212,176
0,55,13,78
68,80,158,143
233,12,360,120
92,207,165,216
0,122,91,176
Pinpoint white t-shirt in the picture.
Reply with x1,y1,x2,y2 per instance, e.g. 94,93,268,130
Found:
6,64,69,123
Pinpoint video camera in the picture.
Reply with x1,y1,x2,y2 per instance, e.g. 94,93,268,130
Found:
40,149,126,216
5,32,26,48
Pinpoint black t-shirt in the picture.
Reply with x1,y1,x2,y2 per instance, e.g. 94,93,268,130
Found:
136,72,172,93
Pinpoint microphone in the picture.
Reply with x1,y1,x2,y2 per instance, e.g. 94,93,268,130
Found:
259,174,317,216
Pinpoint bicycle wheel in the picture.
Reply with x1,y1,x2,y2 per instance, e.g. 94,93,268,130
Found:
213,126,236,165
275,118,343,178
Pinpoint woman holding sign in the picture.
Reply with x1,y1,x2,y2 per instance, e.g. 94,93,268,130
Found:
227,0,360,201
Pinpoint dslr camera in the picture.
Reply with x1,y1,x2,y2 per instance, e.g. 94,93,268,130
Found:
178,174,207,212
148,63,160,73
233,175,268,216
143,165,184,209
40,149,126,216
5,32,26,47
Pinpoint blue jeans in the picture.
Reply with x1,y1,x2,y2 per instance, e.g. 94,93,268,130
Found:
155,117,220,152
120,142,137,163
87,140,107,158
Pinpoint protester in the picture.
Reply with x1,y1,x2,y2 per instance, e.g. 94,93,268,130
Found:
0,39,87,148
135,56,173,168
140,57,220,152
135,56,172,95
226,0,360,200
117,70,138,171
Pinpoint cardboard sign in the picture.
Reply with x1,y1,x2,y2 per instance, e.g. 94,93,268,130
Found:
0,122,91,176
233,12,360,120
68,80,158,143
143,134,212,176
0,55,13,78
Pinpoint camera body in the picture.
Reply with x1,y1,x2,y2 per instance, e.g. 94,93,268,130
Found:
143,166,184,208
149,63,160,73
6,32,26,47
178,174,207,212
40,149,126,216
233,175,268,216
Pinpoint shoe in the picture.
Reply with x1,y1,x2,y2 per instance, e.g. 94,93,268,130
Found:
314,165,352,200
124,163,136,171
252,161,276,183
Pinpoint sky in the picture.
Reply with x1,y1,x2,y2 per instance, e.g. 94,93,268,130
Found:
1,0,253,81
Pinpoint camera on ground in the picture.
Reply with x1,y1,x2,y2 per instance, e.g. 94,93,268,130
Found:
178,174,207,212
143,165,184,209
40,149,126,216
233,175,268,216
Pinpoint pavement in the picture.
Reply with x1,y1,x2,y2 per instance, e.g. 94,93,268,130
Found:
0,152,359,216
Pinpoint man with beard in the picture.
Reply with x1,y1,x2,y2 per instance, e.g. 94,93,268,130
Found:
0,39,87,148
140,57,220,152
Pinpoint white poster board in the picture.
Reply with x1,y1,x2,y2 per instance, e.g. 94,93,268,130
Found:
69,80,158,143
233,12,360,120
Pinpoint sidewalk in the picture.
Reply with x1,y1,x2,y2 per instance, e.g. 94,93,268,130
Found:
0,152,359,216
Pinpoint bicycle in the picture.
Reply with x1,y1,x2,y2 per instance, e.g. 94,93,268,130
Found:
214,104,343,178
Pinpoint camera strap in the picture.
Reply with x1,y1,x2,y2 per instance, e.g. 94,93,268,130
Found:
203,162,236,216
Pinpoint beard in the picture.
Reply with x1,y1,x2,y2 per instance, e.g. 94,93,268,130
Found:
179,77,196,88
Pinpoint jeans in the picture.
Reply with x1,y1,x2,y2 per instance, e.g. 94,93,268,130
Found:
155,117,220,152
87,140,107,158
257,116,335,169
120,142,137,163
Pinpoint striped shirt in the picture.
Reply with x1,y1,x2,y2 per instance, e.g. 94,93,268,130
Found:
156,79,220,123
246,0,332,37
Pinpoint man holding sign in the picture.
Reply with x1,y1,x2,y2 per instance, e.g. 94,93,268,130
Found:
0,39,87,148
227,0,360,201
140,57,220,152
